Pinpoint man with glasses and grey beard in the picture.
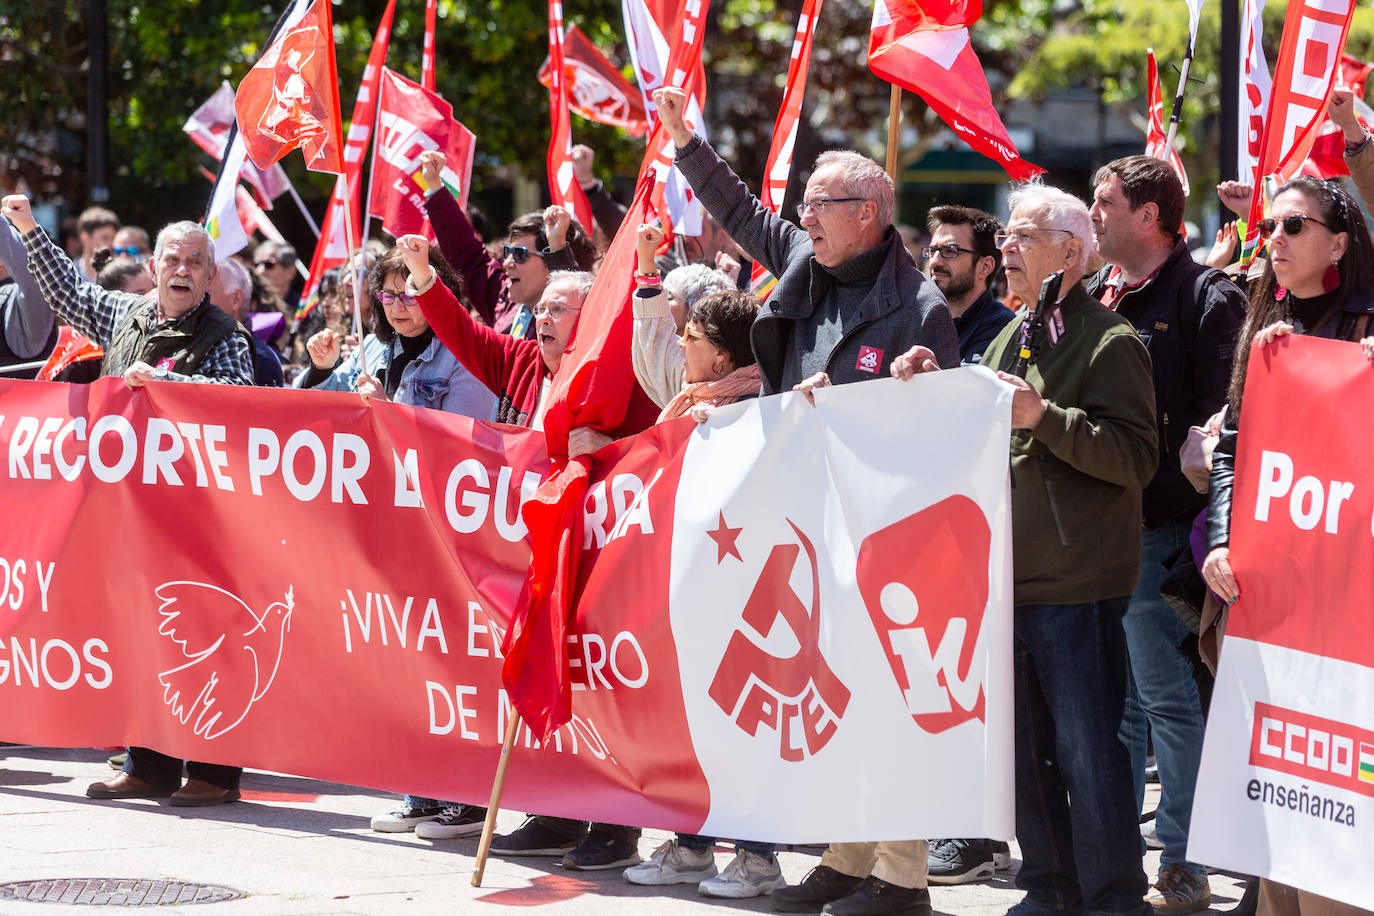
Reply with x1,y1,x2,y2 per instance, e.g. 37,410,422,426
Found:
924,205,1015,367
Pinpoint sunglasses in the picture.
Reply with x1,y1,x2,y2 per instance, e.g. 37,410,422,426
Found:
1256,215,1334,238
502,245,545,265
112,245,142,258
376,290,419,307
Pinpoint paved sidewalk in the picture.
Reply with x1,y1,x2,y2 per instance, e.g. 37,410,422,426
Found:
0,747,1246,915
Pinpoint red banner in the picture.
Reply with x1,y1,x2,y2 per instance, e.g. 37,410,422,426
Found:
1225,336,1374,666
368,68,477,239
1191,336,1374,908
0,372,1015,842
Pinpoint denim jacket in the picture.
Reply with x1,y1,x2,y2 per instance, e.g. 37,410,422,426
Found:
298,333,497,421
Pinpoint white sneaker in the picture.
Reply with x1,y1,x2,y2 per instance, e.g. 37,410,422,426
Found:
370,803,443,833
624,839,718,886
415,805,484,840
1141,820,1164,850
698,850,786,898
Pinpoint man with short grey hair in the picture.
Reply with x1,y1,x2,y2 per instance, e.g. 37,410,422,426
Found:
895,183,1158,916
654,86,957,402
1,195,252,389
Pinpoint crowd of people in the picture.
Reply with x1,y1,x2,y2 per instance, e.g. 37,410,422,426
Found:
2,77,1373,916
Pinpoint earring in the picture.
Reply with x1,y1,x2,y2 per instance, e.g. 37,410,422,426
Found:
1322,260,1341,294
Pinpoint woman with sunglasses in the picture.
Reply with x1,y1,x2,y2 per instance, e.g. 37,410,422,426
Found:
1202,177,1374,916
296,245,496,419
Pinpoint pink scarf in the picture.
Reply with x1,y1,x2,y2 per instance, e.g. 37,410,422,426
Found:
657,363,762,423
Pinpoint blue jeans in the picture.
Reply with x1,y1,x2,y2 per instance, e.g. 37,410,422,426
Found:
677,834,775,858
1120,521,1207,878
1012,600,1150,916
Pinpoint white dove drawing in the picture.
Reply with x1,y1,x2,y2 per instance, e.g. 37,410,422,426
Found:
155,581,294,741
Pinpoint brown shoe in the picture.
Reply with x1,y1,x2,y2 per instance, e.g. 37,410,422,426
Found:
169,778,240,807
86,772,177,800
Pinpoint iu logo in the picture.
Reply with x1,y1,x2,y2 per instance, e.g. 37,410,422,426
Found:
155,581,294,740
708,520,851,762
855,496,990,733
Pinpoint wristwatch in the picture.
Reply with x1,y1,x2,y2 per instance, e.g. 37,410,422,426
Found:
153,366,170,381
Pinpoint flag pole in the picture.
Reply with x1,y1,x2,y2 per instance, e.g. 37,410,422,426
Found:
1164,27,1198,151
286,184,322,238
472,714,523,887
886,85,902,181
338,175,368,380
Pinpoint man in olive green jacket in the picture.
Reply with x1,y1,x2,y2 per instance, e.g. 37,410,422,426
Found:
893,184,1157,916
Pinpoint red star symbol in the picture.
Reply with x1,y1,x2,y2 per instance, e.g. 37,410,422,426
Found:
707,511,743,564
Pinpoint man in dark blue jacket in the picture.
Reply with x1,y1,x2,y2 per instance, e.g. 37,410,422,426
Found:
924,205,1015,366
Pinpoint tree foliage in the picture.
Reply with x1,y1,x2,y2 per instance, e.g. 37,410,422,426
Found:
5,0,1374,233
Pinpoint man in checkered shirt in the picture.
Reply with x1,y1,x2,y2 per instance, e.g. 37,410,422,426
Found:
1,195,252,387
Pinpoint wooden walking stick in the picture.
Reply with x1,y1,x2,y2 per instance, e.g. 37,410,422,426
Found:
471,713,523,887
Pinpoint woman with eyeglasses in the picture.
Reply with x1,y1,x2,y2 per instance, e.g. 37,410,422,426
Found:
295,245,496,419
1202,178,1374,916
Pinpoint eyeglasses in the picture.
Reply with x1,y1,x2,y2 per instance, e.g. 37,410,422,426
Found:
502,245,545,265
112,245,142,258
796,197,864,218
994,227,1075,249
1256,215,1335,238
680,325,707,343
255,258,280,269
922,243,977,261
376,290,419,308
533,303,581,318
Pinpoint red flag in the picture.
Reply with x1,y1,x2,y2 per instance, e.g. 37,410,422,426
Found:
185,82,293,206
546,3,596,236
300,0,397,304
539,25,649,136
504,2,714,742
368,68,477,238
1145,49,1190,196
1242,0,1358,260
1302,53,1373,179
868,0,1043,182
234,0,345,174
751,0,825,295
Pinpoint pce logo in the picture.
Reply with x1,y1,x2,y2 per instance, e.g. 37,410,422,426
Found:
708,520,850,761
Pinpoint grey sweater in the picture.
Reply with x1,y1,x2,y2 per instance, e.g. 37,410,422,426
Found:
674,134,958,393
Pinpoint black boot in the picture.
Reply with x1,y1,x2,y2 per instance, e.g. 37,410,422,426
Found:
822,877,933,916
770,865,866,913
